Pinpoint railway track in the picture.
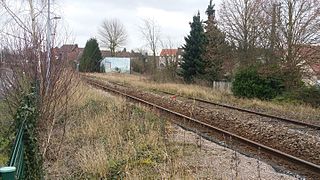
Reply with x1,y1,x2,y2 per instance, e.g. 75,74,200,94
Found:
86,78,320,179
110,80,320,131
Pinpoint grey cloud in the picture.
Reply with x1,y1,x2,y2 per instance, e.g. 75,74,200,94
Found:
62,0,221,49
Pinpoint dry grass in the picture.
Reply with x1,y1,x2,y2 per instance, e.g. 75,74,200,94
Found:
88,73,320,123
45,82,199,179
44,81,299,179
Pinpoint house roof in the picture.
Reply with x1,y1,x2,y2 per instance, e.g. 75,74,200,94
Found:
160,49,178,56
60,44,78,52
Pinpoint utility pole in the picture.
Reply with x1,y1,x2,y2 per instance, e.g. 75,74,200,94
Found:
45,0,51,94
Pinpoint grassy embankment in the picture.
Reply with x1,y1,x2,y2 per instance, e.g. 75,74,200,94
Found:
88,73,320,122
46,82,202,179
1,81,298,179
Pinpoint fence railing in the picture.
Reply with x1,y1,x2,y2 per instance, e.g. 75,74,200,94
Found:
0,115,27,180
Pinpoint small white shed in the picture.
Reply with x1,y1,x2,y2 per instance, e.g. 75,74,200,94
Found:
100,57,131,74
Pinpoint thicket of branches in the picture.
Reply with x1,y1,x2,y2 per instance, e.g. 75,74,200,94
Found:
219,0,320,88
139,18,161,71
0,0,79,164
179,0,319,89
99,18,127,57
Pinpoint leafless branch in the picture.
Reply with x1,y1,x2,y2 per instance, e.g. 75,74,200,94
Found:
98,18,127,57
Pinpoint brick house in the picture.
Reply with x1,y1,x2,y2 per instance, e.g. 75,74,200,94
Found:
54,44,81,63
159,48,183,68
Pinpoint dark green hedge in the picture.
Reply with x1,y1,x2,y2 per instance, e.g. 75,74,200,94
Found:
232,67,284,100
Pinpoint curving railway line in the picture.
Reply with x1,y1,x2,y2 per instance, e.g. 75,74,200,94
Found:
85,78,320,179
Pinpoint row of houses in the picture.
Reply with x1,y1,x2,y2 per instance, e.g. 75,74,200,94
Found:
53,44,184,73
53,44,320,85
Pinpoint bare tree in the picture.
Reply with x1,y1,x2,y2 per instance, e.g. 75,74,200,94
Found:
220,0,320,87
258,0,320,86
219,0,264,66
98,18,127,57
139,18,161,70
275,0,320,86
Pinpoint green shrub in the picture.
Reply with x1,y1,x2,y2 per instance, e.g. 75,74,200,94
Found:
275,86,320,107
232,66,284,100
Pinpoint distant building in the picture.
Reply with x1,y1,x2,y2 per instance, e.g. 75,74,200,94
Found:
54,44,81,63
100,57,131,74
159,48,183,68
299,45,320,85
54,44,161,72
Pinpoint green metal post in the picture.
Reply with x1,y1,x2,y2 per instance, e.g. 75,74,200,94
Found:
0,166,16,180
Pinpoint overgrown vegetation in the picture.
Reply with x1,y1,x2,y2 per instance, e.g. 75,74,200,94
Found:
231,66,320,107
0,2,80,177
0,86,43,179
14,87,43,179
46,84,193,178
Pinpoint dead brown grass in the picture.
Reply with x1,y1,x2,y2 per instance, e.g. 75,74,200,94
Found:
44,81,299,179
45,82,199,179
88,73,320,123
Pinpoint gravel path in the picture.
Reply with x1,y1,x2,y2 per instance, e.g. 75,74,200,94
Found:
168,124,300,179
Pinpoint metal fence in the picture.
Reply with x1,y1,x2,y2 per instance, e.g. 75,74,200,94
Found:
0,115,27,180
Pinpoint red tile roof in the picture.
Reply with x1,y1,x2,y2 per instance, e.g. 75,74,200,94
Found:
160,49,178,56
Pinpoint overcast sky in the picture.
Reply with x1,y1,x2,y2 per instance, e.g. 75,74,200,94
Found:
61,0,221,51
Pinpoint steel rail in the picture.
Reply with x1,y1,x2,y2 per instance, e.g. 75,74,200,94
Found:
109,81,320,130
166,92,320,130
87,79,320,175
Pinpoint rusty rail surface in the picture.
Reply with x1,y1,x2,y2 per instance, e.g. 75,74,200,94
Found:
86,79,320,177
111,80,320,130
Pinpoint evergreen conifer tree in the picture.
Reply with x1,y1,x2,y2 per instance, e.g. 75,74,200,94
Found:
180,12,206,83
203,0,229,82
79,38,102,72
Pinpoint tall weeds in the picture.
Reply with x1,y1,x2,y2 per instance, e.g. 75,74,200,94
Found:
46,84,194,179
